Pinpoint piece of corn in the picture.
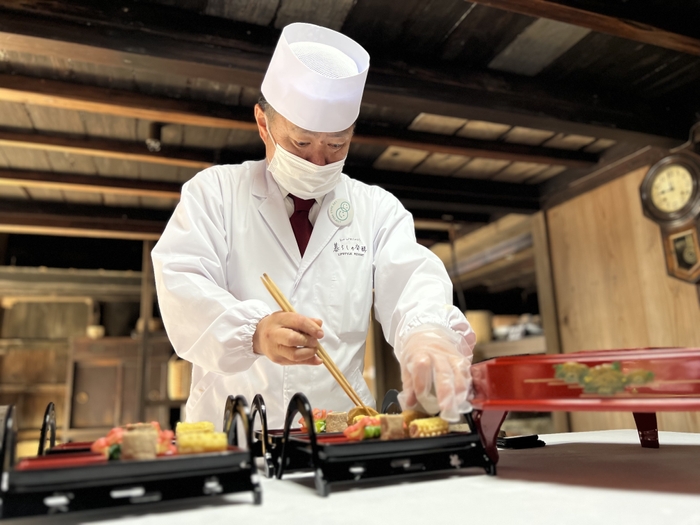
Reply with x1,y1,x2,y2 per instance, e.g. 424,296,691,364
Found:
177,431,228,454
175,421,215,436
408,417,449,438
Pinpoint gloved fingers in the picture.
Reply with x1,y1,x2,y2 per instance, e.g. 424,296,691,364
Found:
412,352,440,415
445,355,470,401
409,353,433,398
430,355,460,422
398,364,419,410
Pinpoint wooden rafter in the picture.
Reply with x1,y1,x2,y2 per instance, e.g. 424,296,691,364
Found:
0,121,541,215
0,168,181,199
0,129,214,169
0,1,688,146
467,0,700,57
0,199,167,240
0,74,596,167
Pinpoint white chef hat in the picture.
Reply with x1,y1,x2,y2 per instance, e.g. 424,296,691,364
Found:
261,23,370,133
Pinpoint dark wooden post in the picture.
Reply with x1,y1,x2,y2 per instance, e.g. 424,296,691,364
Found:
136,239,155,423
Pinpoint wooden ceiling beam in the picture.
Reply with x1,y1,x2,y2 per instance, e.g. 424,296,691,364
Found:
353,125,596,167
0,129,214,169
0,199,168,240
0,126,541,215
467,0,700,57
0,74,258,132
346,165,540,213
0,168,182,199
0,74,596,167
0,0,688,147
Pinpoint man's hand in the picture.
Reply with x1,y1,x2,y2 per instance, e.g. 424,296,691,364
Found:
397,324,473,422
253,312,324,365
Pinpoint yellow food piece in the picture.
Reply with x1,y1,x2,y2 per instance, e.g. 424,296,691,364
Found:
409,417,448,438
177,431,228,454
347,406,379,426
401,410,429,427
175,421,215,436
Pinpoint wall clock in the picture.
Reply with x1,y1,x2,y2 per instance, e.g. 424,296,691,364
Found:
640,153,700,283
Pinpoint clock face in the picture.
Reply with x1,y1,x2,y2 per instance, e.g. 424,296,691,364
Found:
650,164,694,213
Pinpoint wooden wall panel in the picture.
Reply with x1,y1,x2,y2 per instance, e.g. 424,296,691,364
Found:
547,166,700,433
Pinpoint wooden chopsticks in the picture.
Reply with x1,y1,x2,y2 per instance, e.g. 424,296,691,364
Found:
261,273,368,411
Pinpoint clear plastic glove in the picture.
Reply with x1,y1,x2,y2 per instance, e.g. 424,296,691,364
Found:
396,323,473,422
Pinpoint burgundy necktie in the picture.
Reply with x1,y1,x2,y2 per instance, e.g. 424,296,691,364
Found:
290,195,315,256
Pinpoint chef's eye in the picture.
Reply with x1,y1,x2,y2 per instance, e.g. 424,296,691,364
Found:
294,141,310,148
329,143,343,149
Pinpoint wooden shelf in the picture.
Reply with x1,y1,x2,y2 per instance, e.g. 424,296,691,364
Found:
474,335,546,362
0,383,67,394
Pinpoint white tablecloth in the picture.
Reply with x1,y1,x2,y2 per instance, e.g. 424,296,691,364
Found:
10,430,700,525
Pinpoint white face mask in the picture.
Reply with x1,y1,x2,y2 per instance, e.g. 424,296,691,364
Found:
266,123,345,200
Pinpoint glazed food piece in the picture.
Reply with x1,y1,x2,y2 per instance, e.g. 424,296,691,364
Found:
408,417,449,438
325,412,348,433
347,406,379,426
379,414,405,440
177,431,228,454
121,429,158,460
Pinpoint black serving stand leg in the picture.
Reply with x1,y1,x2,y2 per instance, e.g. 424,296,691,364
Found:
38,402,56,456
380,389,401,414
633,412,659,449
223,395,262,505
276,393,328,496
470,409,507,473
251,394,275,478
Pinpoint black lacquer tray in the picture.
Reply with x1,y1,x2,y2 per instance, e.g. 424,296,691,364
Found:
273,392,495,497
0,396,261,519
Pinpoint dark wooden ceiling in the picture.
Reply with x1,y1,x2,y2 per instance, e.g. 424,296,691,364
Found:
0,0,697,245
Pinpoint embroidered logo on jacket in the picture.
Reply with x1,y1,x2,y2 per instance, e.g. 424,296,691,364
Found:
333,237,367,257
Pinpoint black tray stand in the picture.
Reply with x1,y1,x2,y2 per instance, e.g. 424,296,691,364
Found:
251,390,496,497
0,396,261,519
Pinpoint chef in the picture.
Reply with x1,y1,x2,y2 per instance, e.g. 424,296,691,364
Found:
152,22,476,430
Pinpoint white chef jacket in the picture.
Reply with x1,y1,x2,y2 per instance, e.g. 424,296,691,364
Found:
152,160,475,430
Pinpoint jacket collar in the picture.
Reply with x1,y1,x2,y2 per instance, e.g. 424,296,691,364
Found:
253,164,301,266
252,163,352,282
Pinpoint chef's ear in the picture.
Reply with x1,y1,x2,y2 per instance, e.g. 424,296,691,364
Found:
254,104,270,143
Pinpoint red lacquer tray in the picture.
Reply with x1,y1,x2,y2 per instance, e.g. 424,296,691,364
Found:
469,347,700,461
472,347,700,412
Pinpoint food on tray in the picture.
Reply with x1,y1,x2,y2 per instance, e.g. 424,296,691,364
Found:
379,414,405,440
344,416,380,441
177,431,228,454
121,428,158,460
92,422,176,459
401,409,429,427
298,406,452,441
347,406,379,425
298,408,328,432
92,421,236,460
176,421,215,435
325,411,348,433
408,417,449,438
91,426,125,460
